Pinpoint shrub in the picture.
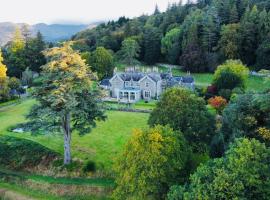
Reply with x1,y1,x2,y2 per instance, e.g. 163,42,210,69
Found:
83,160,96,173
213,60,249,91
208,96,227,114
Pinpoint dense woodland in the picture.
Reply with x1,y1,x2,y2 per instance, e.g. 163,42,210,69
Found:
72,0,270,73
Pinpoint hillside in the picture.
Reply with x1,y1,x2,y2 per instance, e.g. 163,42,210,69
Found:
72,0,270,71
0,22,100,46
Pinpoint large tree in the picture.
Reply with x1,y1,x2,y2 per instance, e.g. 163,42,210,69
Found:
113,125,189,200
161,27,182,64
119,38,140,65
148,88,215,153
24,31,46,73
168,138,270,200
143,26,162,65
5,28,26,78
218,23,241,60
25,43,106,164
88,47,114,79
0,50,9,101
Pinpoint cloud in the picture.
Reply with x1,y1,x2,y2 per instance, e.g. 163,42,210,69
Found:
0,0,181,24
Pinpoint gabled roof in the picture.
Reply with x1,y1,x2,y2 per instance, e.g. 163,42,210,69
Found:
100,78,111,87
119,72,144,81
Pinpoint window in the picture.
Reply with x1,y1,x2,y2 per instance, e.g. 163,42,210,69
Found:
145,91,150,98
124,81,129,87
145,82,149,87
130,92,135,100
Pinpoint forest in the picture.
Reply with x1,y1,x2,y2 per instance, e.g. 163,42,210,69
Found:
71,0,270,73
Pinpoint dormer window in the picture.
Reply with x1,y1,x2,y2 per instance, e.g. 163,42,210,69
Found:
125,81,129,87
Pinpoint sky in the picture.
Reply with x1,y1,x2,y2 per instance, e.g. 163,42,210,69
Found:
0,0,184,25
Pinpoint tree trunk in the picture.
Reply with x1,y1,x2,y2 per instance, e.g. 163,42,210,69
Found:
62,113,71,165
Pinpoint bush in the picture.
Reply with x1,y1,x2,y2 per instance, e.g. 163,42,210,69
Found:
213,60,249,91
83,160,96,173
208,96,227,114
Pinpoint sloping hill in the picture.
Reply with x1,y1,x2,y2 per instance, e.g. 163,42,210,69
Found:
0,22,100,46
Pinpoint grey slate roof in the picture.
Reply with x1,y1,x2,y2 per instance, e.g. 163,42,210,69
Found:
108,72,194,85
100,78,111,86
119,72,144,81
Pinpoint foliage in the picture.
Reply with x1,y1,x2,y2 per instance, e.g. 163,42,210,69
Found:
24,43,106,164
0,50,7,78
256,37,270,70
0,52,9,102
218,23,241,60
143,26,162,65
208,96,227,114
213,60,249,93
88,47,114,79
221,92,270,148
148,88,215,153
70,1,270,71
8,77,21,90
24,31,46,73
161,27,182,64
118,38,140,65
3,29,46,77
167,138,270,200
82,161,96,173
113,125,189,200
21,67,34,86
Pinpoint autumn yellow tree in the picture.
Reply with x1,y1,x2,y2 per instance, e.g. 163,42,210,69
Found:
0,50,9,101
11,27,25,53
25,42,106,164
0,50,7,78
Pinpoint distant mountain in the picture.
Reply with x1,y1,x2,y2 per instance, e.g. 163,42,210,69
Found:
0,22,100,46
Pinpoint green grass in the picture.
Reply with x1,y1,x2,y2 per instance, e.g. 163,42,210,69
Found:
0,99,149,171
0,182,110,200
0,168,114,187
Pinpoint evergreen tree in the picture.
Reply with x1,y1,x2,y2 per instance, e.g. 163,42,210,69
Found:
119,38,140,65
143,26,162,65
24,31,46,73
25,43,106,164
218,23,241,60
88,47,114,79
6,28,26,78
240,6,260,66
161,27,182,64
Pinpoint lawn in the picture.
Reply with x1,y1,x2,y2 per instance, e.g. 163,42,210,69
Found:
0,99,149,171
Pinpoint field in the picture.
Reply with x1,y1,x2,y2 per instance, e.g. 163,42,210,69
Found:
0,99,149,171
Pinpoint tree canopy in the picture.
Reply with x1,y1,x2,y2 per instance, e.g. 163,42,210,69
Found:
148,88,215,153
113,125,189,200
25,43,106,164
168,138,270,200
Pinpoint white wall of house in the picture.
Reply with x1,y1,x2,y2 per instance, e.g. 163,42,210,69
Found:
139,76,157,99
110,75,124,98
